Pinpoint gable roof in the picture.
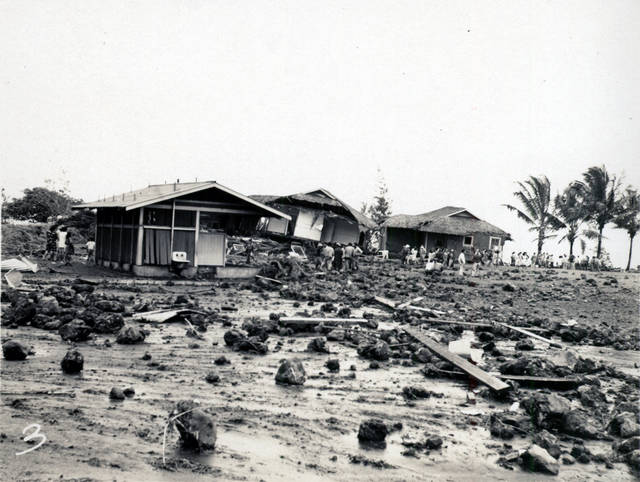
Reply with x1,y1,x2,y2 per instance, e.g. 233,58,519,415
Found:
251,189,376,229
73,181,291,220
384,206,510,239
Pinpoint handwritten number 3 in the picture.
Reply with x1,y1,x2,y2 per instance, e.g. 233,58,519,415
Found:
15,423,46,456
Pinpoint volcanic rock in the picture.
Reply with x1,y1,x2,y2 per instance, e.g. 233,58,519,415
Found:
2,340,29,361
116,325,146,344
59,319,92,342
61,349,84,373
521,444,559,475
171,400,217,451
275,359,306,385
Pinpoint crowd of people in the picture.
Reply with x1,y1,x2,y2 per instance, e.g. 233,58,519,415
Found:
509,251,607,271
42,225,94,266
316,242,363,272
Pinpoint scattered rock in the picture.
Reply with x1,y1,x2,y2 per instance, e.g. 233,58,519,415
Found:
357,340,390,361
109,387,126,400
275,359,306,385
520,444,559,475
123,387,135,397
2,340,29,361
425,435,443,450
326,359,340,372
307,337,329,353
171,400,217,451
94,314,125,334
59,319,92,342
358,419,389,445
116,325,146,344
515,339,535,351
61,349,84,373
214,355,230,365
205,372,220,384
38,296,60,315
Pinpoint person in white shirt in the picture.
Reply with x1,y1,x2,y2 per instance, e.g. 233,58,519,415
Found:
86,239,96,264
55,227,68,261
457,250,466,276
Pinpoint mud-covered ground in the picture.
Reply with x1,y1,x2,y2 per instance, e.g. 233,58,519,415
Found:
1,258,639,481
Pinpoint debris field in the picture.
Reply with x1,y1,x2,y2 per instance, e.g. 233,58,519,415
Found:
1,259,639,481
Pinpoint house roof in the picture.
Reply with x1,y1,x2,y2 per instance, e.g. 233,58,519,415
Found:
384,206,511,239
251,189,376,229
73,181,291,220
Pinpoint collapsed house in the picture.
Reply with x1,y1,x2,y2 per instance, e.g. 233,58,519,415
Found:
252,189,375,246
382,206,511,255
73,181,290,276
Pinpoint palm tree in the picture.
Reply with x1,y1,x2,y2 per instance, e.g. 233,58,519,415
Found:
554,185,584,257
614,188,640,271
573,165,620,258
504,175,564,254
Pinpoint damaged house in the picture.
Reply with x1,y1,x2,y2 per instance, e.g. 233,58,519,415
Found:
382,206,511,255
252,189,375,246
73,181,290,276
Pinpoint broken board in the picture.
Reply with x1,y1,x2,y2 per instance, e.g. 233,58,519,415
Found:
404,326,510,393
131,309,208,323
496,375,582,390
496,322,562,348
279,317,368,327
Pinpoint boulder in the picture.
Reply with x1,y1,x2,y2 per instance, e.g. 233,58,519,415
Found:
38,296,60,315
2,340,29,361
109,387,126,400
357,419,389,444
307,337,329,354
59,319,92,342
235,337,268,354
610,412,640,438
357,340,390,361
94,300,125,313
521,393,571,429
94,314,125,334
123,387,135,397
515,339,535,351
425,435,443,450
275,359,306,385
561,410,601,439
578,385,607,408
116,325,146,344
326,329,345,342
502,283,517,292
61,349,84,373
205,372,220,384
223,329,246,347
520,444,559,475
532,429,561,459
171,400,217,451
616,436,640,455
326,359,340,372
11,299,37,325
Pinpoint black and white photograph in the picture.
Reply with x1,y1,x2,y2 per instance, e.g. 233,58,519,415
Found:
1,1,639,480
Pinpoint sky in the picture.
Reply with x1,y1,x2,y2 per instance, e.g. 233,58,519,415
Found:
1,0,639,267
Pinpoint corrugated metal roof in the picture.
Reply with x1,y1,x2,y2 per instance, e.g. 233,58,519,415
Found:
383,206,467,228
73,181,291,220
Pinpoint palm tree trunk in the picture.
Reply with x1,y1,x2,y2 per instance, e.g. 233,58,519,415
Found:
627,234,635,271
569,239,574,257
597,226,603,257
537,232,544,255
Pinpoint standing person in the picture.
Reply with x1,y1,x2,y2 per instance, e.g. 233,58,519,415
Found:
55,226,68,262
245,237,254,265
343,243,355,272
64,233,74,265
510,252,516,266
321,243,334,271
85,238,96,264
457,250,466,276
333,243,343,271
472,249,482,276
353,245,362,271
400,244,410,265
419,245,426,262
315,243,324,270
44,226,57,260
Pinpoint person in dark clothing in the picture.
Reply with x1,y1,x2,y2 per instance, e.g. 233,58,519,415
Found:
333,244,343,271
64,234,75,265
44,227,57,260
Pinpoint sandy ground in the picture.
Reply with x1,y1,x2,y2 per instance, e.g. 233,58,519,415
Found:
1,259,639,481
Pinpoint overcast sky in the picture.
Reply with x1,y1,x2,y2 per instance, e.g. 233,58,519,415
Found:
2,1,639,267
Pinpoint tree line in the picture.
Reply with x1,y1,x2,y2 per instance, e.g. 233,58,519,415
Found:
504,165,639,271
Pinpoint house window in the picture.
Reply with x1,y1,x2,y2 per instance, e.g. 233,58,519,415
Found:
489,237,502,249
463,235,474,246
174,210,196,228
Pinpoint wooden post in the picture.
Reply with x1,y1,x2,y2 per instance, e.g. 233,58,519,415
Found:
135,208,144,266
119,211,124,264
194,210,200,267
169,200,176,257
94,210,99,265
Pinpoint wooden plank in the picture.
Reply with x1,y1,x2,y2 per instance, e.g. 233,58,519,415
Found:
407,306,443,317
496,374,582,390
496,322,562,348
419,319,546,332
396,296,424,309
373,296,397,309
279,317,368,326
255,274,283,284
404,326,510,393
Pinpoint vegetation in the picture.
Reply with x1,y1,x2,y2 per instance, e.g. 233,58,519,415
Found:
360,169,392,251
503,175,563,255
572,165,621,258
507,165,637,268
614,188,640,271
2,186,81,222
